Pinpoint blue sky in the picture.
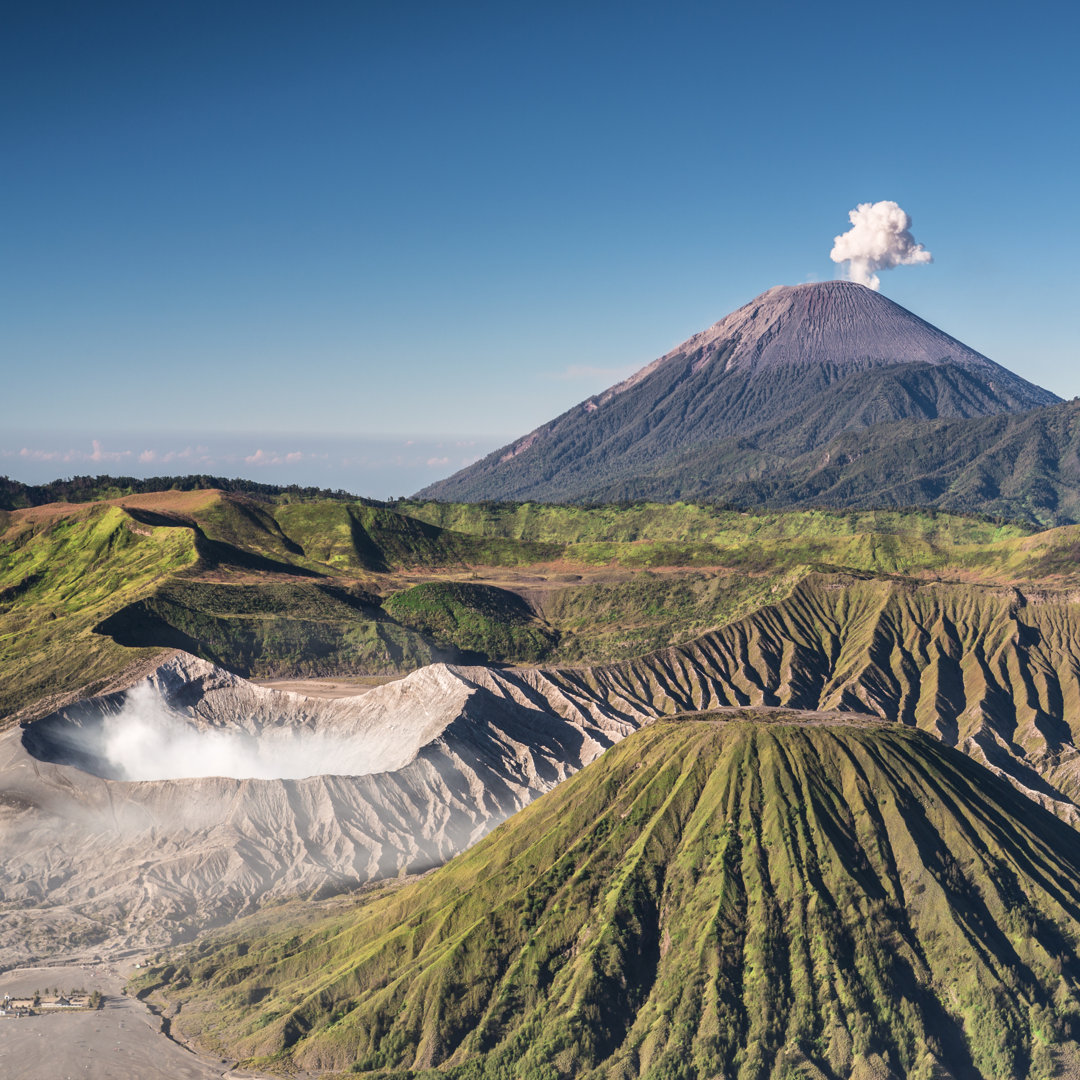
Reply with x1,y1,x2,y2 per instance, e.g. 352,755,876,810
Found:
3,1,1078,497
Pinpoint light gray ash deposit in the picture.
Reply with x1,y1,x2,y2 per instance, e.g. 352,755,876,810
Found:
0,653,643,966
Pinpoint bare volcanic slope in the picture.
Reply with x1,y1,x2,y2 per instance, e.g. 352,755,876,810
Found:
0,653,646,967
139,717,1080,1080
419,281,1058,504
549,572,1080,822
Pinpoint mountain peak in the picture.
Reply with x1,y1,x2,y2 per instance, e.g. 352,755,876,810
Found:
608,280,997,399
417,282,1059,504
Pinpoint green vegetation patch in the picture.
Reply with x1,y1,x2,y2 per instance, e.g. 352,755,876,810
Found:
385,582,556,664
6,489,1080,722
405,501,1035,573
96,580,453,677
271,502,560,573
541,568,806,663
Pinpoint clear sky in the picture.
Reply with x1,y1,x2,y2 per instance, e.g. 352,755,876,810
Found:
4,0,1078,497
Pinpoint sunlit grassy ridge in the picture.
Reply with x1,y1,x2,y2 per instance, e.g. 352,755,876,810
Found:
536,571,1080,816
0,504,198,717
401,501,1032,549
404,501,1069,580
4,489,1080,722
135,716,1080,1079
94,579,454,676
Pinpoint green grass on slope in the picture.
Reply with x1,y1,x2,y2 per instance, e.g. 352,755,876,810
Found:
0,506,198,719
144,496,558,577
8,492,1080,722
269,502,560,573
402,500,1030,544
403,502,1034,572
539,568,809,663
385,582,557,664
136,716,1080,1080
95,580,455,677
563,571,1080,800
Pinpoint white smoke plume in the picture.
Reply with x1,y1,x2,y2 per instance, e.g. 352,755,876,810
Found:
99,684,374,780
830,200,933,290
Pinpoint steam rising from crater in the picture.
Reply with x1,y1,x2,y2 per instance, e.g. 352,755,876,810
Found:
99,684,372,780
830,200,932,290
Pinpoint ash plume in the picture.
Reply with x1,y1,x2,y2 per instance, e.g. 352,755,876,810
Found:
98,684,373,780
830,200,932,290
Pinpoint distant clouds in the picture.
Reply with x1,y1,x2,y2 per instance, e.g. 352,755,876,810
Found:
1,433,502,500
245,449,310,467
14,442,231,468
17,438,135,465
136,445,214,466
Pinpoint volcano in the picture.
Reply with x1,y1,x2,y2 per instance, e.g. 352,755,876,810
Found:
141,715,1080,1078
418,281,1059,505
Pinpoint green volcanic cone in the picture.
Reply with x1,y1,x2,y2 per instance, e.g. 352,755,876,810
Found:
139,714,1080,1079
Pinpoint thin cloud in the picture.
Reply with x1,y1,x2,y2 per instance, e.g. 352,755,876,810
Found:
245,449,305,467
146,446,215,466
17,441,133,464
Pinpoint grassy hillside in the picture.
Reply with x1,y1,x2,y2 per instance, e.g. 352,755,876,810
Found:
402,502,1032,566
0,492,563,719
94,580,455,677
385,582,557,664
0,503,199,718
135,715,1080,1079
541,571,1080,816
6,488,1080,723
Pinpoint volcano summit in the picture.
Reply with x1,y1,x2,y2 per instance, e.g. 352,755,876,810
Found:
419,281,1061,508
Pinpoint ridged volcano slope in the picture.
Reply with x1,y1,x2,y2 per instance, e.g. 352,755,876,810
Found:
419,282,1057,504
545,574,1080,817
140,716,1080,1080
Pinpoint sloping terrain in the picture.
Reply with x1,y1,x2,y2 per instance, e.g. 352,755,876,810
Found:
0,497,203,721
0,491,564,721
706,396,1080,524
418,281,1059,507
554,573,1080,819
0,653,643,966
10,493,1080,979
137,716,1080,1079
385,581,557,662
12,565,1080,967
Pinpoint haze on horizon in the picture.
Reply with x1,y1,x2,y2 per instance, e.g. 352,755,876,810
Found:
3,1,1077,498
